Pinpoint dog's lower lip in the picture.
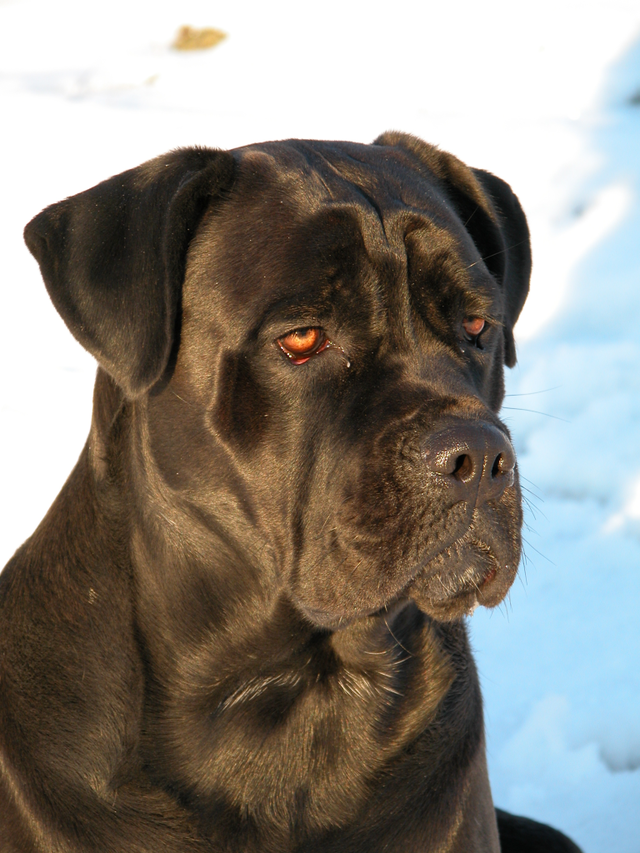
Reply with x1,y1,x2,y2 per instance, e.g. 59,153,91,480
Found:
482,567,498,585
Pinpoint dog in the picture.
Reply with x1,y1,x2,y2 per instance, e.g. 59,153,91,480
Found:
0,133,582,852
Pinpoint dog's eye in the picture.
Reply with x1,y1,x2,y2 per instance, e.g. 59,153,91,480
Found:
461,317,486,345
277,328,329,364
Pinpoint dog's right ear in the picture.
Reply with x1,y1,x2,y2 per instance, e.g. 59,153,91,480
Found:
24,148,235,398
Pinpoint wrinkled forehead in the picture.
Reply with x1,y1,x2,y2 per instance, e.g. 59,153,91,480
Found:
185,140,488,333
216,141,481,263
229,139,467,239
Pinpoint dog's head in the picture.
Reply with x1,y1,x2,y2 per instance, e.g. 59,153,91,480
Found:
25,134,530,627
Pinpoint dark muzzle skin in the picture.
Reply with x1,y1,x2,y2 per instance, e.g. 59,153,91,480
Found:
422,420,516,503
0,134,584,853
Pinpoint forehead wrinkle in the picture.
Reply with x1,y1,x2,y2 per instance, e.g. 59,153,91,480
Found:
277,153,412,350
314,197,413,356
234,145,337,216
405,225,502,349
234,144,400,278
293,143,395,251
235,142,445,354
241,140,413,265
286,146,484,345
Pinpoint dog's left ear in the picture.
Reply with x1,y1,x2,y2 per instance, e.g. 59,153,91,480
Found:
374,132,531,367
470,167,531,367
24,147,235,397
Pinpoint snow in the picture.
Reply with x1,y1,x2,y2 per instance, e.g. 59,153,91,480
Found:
1,1,639,849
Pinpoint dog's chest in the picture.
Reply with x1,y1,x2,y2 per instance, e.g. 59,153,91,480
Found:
139,607,466,847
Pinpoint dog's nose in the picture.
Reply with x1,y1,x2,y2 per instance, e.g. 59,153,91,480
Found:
422,421,515,504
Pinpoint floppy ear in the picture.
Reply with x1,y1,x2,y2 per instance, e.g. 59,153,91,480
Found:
373,132,531,367
24,147,235,397
470,168,531,367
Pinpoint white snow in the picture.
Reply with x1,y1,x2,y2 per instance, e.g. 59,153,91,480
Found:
1,1,639,849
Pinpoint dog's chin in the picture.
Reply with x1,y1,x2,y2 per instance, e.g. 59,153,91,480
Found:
407,536,519,622
293,540,517,629
292,503,521,629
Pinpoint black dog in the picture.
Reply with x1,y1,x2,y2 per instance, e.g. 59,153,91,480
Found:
0,134,582,852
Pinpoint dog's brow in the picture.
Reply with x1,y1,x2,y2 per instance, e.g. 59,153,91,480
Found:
351,185,389,241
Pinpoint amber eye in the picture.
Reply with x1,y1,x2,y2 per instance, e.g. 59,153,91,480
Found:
277,328,329,364
462,316,486,342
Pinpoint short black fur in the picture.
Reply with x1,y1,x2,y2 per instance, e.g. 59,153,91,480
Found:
1,135,581,852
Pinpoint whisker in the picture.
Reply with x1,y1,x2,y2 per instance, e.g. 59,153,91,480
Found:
519,476,544,495
517,567,528,591
521,536,554,565
463,206,480,227
521,494,542,512
505,386,562,398
502,406,569,423
498,591,513,620
521,486,544,504
466,238,530,270
383,618,414,658
522,499,545,524
170,388,194,408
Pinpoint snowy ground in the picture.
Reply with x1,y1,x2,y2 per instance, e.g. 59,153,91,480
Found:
1,1,639,850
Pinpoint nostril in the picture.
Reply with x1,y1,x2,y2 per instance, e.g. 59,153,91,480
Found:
452,454,474,482
421,420,516,501
491,453,504,478
491,449,515,480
